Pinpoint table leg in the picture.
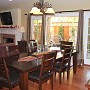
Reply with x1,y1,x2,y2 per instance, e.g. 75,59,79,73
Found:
0,86,3,89
20,72,28,90
73,52,77,73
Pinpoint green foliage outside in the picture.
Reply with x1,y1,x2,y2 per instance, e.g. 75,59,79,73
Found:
58,25,64,40
70,27,75,42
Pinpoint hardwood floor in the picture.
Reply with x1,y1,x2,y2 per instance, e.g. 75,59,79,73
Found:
1,65,90,90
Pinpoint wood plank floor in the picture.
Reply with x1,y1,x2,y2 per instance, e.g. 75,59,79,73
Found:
1,65,90,90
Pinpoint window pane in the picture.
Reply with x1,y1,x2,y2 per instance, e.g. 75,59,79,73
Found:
46,16,78,48
33,20,42,45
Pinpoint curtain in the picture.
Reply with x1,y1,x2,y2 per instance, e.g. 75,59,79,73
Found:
27,13,31,43
76,9,84,65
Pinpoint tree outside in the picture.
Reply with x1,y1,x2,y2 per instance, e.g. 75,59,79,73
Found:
58,25,64,40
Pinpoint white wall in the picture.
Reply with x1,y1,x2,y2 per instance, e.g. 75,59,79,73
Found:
0,8,23,44
0,8,21,27
1,0,90,41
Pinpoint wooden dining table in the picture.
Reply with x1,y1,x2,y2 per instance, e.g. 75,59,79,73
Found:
6,49,77,90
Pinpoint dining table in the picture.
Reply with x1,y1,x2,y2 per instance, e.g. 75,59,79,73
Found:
6,48,77,90
6,56,41,90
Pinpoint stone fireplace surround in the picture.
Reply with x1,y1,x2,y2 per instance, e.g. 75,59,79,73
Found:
1,34,15,44
0,28,22,45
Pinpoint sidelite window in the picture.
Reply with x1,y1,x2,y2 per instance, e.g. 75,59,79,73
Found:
84,12,90,64
33,20,42,45
31,16,42,48
46,16,78,48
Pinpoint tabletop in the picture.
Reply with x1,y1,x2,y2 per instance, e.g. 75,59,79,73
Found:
6,57,41,73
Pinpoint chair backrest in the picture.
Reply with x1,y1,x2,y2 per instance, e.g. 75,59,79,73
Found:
17,41,27,54
28,40,38,55
6,45,20,61
40,51,56,78
43,51,57,60
61,48,72,66
0,46,10,84
60,41,73,50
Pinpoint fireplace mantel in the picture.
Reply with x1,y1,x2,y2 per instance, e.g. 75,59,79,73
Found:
0,28,22,45
0,28,20,34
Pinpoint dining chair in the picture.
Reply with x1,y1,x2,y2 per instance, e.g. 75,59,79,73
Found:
0,46,20,90
28,39,38,55
17,40,28,54
28,51,56,90
60,41,73,69
60,41,73,50
6,45,20,61
54,48,72,85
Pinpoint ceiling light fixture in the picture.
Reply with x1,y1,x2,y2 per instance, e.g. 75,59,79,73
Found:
9,0,12,1
30,0,55,15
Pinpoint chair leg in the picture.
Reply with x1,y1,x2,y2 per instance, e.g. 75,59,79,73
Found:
9,88,12,90
19,83,21,89
68,60,71,71
67,69,69,80
59,72,61,85
0,82,3,89
50,76,53,90
63,72,65,79
39,83,42,90
0,86,3,89
55,72,57,76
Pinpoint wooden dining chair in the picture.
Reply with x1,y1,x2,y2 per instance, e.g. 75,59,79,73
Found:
17,40,28,54
60,41,73,69
28,51,56,90
28,39,38,55
54,48,72,85
60,41,73,50
0,46,20,90
6,45,20,61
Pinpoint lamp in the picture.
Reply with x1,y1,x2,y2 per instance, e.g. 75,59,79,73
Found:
30,0,55,14
20,26,25,41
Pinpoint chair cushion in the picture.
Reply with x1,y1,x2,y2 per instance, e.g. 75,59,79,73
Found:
9,70,20,85
0,70,20,86
54,62,68,72
28,69,52,81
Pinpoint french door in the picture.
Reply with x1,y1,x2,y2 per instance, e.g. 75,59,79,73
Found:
31,16,42,47
84,11,90,64
46,12,79,48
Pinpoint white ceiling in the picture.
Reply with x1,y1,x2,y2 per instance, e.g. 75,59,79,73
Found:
0,0,35,10
0,0,90,11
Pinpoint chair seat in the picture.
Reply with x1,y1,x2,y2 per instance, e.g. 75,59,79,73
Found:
54,62,68,72
28,69,52,81
0,70,20,87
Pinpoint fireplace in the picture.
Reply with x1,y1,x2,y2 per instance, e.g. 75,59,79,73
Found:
1,34,15,44
0,28,22,45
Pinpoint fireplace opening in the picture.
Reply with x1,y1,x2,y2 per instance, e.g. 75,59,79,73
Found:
4,38,14,43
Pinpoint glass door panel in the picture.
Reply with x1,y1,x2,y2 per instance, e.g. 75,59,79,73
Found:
87,18,90,59
84,12,90,64
46,14,79,49
31,16,42,47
